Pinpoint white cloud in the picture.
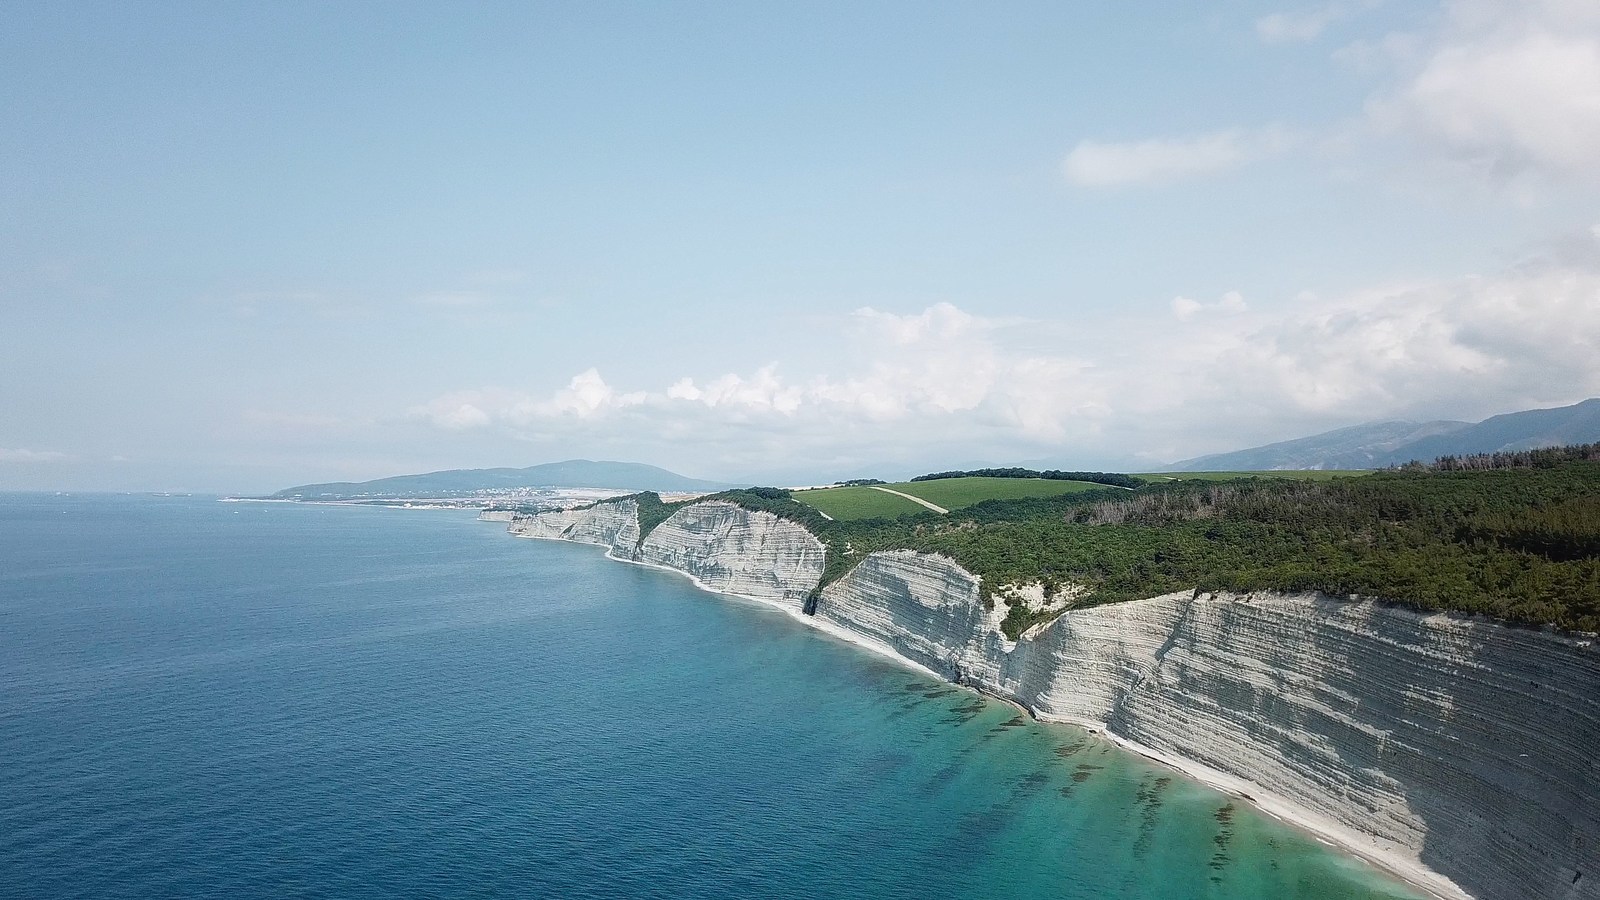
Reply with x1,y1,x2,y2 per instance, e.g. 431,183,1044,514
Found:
665,377,702,401
1172,291,1249,321
411,369,647,430
1367,0,1600,182
439,403,492,429
850,301,985,344
412,303,1103,456
1128,225,1600,456
1257,4,1349,43
548,368,643,418
1062,127,1300,188
670,366,806,414
1071,1,1600,191
412,389,518,430
0,448,67,462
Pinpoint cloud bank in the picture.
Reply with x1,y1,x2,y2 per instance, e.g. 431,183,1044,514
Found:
413,303,1102,455
410,228,1600,471
1371,0,1600,183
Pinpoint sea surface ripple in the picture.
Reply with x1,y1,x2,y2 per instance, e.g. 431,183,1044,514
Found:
0,494,1422,899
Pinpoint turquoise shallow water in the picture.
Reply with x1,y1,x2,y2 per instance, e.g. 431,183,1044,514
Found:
0,494,1423,899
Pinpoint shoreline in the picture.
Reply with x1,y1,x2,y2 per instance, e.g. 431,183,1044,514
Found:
510,528,1469,900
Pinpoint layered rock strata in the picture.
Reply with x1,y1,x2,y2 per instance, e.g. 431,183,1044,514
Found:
637,501,825,613
503,501,1600,900
510,500,824,612
815,551,1600,900
508,498,640,556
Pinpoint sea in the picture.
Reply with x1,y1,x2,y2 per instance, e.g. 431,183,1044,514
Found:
0,493,1423,899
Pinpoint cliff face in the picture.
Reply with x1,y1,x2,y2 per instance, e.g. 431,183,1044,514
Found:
809,550,1010,677
817,551,1600,900
510,500,824,612
638,501,825,613
508,499,640,557
503,501,1600,900
1099,595,1600,900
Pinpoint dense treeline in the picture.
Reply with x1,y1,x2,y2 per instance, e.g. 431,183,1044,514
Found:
909,468,1141,489
593,453,1600,635
1420,442,1600,472
632,491,686,543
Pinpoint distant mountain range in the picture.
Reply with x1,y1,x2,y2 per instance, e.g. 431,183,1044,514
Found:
1170,398,1600,471
272,459,732,499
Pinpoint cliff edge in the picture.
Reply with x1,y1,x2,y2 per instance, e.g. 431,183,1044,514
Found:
507,499,1600,900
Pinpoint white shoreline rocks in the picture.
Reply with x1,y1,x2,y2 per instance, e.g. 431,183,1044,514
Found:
506,500,1600,900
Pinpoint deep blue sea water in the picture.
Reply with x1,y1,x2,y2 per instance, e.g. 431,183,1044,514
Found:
0,494,1423,899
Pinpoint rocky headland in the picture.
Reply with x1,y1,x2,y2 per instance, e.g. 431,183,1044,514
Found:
493,500,1600,900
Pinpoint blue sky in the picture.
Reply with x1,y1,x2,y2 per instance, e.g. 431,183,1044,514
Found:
4,1,1599,491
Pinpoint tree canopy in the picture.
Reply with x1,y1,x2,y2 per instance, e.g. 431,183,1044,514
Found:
584,452,1600,636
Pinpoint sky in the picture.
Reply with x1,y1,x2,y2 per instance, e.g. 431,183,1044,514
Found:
4,0,1600,492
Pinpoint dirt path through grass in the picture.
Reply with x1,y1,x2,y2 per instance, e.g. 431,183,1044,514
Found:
869,485,948,513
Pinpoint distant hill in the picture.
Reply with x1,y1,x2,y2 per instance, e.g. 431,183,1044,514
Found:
273,459,732,499
1170,399,1600,471
1381,399,1600,465
1170,420,1470,471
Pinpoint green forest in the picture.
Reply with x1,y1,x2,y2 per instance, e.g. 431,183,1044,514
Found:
590,445,1600,637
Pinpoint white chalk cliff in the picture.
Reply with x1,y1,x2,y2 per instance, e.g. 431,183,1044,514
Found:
505,501,1600,900
507,498,640,556
509,500,824,612
637,501,825,614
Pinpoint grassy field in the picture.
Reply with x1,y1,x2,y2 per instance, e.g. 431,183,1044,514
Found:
794,477,1114,521
795,473,1375,520
790,485,928,520
1135,470,1373,483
